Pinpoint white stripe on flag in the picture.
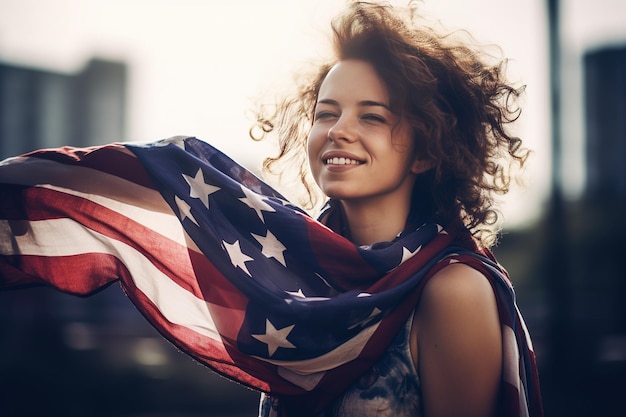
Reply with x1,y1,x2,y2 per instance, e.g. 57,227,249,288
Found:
502,324,521,390
41,183,190,248
266,321,380,390
0,217,230,343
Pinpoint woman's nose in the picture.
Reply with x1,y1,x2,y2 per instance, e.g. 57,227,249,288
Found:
327,115,357,143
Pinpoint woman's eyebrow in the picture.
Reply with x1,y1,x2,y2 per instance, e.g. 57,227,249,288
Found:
316,98,390,110
316,98,339,106
359,100,390,110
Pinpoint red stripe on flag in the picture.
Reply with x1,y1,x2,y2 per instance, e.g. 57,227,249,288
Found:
305,216,380,290
2,252,126,295
119,261,299,395
18,186,192,283
188,248,249,310
27,144,156,189
22,185,250,313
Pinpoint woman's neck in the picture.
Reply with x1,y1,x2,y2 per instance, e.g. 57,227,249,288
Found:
341,199,411,246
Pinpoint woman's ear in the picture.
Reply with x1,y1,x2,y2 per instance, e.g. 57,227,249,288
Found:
411,158,435,174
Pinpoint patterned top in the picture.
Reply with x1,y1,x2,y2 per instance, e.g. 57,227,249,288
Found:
259,315,422,417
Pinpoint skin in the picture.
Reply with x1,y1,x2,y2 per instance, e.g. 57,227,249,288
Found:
308,59,503,417
308,59,431,246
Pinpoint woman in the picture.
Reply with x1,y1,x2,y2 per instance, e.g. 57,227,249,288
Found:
0,2,542,417
255,2,538,416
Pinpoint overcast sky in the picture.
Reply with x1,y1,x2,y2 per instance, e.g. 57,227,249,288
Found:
1,0,625,228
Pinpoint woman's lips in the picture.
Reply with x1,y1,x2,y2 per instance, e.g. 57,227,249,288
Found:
325,156,362,165
322,154,364,173
321,151,365,167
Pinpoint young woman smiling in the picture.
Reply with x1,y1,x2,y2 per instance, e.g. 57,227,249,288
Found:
309,60,427,246
0,2,543,417
254,2,541,416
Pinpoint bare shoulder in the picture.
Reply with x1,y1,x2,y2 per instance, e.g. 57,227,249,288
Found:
415,261,501,349
412,262,503,417
420,262,498,313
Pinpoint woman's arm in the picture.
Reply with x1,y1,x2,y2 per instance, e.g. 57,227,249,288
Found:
412,263,502,417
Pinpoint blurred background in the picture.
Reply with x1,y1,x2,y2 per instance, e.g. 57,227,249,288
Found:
0,0,625,416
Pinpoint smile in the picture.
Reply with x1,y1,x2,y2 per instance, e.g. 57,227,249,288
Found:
325,157,363,165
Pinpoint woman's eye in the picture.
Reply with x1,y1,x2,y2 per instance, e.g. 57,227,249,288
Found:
315,111,337,120
362,114,386,123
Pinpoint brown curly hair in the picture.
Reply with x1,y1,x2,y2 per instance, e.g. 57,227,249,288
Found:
251,1,528,248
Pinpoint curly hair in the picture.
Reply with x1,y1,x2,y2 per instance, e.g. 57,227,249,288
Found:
251,1,528,248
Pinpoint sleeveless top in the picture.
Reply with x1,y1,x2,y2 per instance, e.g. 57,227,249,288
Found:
258,315,423,417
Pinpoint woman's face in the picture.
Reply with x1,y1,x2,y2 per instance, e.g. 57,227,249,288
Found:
307,59,427,208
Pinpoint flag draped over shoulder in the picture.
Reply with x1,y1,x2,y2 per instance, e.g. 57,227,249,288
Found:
0,136,543,416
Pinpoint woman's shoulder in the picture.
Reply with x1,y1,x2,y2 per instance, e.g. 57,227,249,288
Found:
415,261,501,343
412,261,503,417
421,262,497,310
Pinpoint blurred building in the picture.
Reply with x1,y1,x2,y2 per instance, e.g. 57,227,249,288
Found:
488,44,626,417
0,58,259,417
574,44,626,408
543,44,626,417
585,46,626,200
572,44,626,346
0,58,127,159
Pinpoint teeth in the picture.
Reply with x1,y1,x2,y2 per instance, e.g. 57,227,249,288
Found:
326,157,361,165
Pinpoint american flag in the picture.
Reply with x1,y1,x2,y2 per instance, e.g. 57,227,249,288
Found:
0,136,542,416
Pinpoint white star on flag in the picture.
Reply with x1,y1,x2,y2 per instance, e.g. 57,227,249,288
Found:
252,319,296,357
239,186,276,222
252,230,287,266
224,240,254,276
399,245,422,265
183,168,220,208
151,135,188,148
286,289,306,298
174,195,198,226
